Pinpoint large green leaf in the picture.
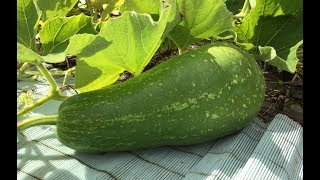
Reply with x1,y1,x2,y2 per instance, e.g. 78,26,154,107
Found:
225,0,246,14
233,0,303,73
39,14,96,63
169,0,234,50
66,0,179,92
17,43,43,64
34,0,78,20
120,0,159,15
17,0,41,51
66,34,125,92
258,40,302,73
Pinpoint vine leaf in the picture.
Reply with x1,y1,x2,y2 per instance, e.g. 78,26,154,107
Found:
66,0,180,92
17,43,43,64
120,0,159,16
233,0,303,73
39,14,96,63
225,0,246,14
169,0,234,51
34,0,78,21
258,40,303,73
65,34,125,92
90,0,125,21
17,0,41,51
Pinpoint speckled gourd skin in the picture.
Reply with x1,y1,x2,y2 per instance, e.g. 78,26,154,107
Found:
57,42,265,152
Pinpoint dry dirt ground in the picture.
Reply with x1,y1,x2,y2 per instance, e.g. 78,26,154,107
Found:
258,65,303,125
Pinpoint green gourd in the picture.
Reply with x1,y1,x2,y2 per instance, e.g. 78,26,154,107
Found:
30,42,266,152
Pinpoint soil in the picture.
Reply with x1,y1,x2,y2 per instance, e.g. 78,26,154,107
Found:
259,65,303,125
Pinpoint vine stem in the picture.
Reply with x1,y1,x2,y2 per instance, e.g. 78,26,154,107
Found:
24,70,66,76
17,63,69,117
17,62,30,78
17,115,58,131
85,0,98,22
178,48,183,55
37,63,58,94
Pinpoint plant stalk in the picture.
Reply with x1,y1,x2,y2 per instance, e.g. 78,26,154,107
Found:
17,115,58,131
85,0,98,22
17,93,67,117
17,62,30,78
24,70,65,76
17,63,69,117
37,63,59,94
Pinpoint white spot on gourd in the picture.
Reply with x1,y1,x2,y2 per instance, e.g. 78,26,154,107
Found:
172,102,189,111
188,98,198,105
208,93,215,99
232,80,238,84
206,111,210,118
191,105,200,109
211,114,219,119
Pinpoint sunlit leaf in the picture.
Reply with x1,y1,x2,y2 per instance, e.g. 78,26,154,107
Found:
17,43,43,64
17,0,41,51
34,0,78,20
66,0,179,92
120,0,159,15
233,0,303,73
169,0,233,50
39,14,96,63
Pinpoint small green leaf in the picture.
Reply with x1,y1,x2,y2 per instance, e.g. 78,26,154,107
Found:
66,0,179,92
17,43,43,64
39,14,96,57
169,0,234,50
34,0,78,20
233,0,303,72
258,40,303,73
17,0,41,51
